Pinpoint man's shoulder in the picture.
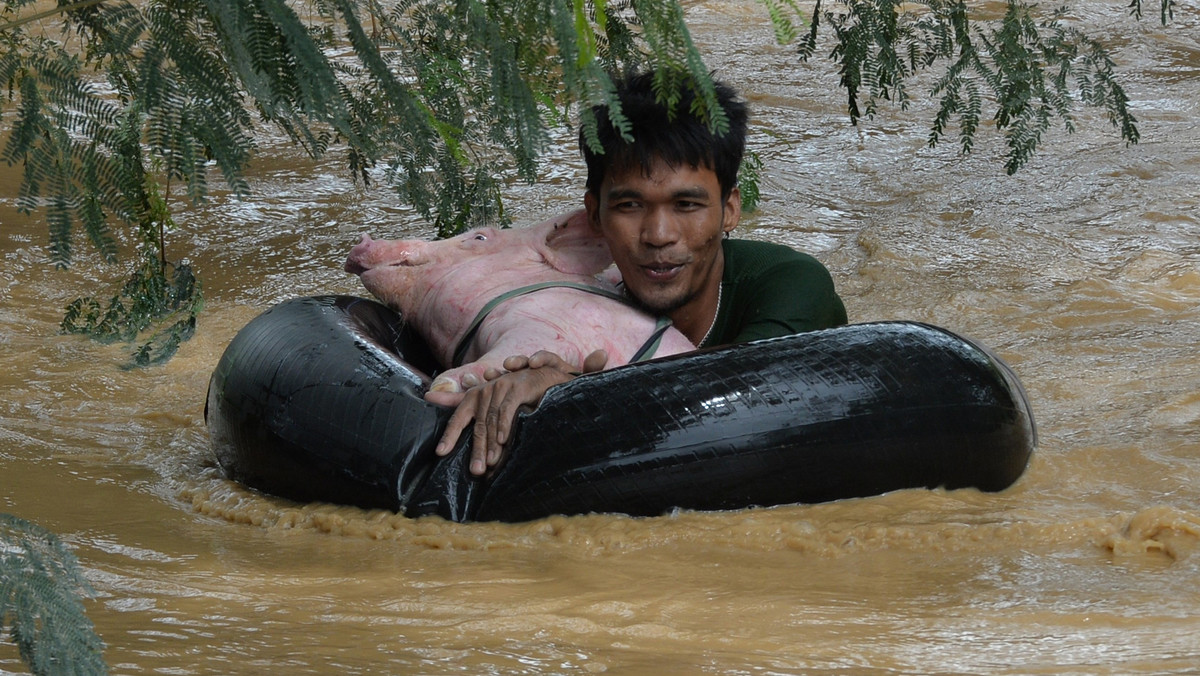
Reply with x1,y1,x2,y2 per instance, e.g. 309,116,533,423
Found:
714,237,846,343
722,238,829,278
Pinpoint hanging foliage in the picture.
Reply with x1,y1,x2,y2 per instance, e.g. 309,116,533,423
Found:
0,0,721,364
767,0,1173,174
1,513,108,676
1,0,727,245
60,174,203,368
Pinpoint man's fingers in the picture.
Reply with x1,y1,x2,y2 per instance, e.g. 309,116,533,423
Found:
582,349,608,373
434,362,580,477
502,354,532,371
478,378,530,472
528,350,571,370
490,387,528,449
484,395,507,468
469,385,497,475
435,391,477,457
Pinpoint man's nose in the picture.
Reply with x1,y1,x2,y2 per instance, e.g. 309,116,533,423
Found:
639,207,680,247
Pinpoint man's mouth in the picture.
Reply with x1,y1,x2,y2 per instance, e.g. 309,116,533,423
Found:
640,261,685,281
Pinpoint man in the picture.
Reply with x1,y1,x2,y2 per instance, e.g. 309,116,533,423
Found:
432,70,848,475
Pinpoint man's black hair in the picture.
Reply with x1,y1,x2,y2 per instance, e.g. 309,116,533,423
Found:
581,71,748,200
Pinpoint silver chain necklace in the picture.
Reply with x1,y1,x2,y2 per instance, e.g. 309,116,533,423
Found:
619,279,723,347
698,282,722,347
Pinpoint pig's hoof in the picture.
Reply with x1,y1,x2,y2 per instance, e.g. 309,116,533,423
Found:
429,376,463,393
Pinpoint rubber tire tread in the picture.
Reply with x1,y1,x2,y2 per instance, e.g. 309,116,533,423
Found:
475,321,1035,521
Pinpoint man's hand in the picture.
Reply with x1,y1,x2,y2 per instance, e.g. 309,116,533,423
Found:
500,348,609,378
431,349,608,476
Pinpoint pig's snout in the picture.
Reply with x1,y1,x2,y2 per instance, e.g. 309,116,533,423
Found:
345,234,426,275
345,234,375,275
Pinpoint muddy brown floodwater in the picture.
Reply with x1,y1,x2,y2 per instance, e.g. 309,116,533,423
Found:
3,1,1200,673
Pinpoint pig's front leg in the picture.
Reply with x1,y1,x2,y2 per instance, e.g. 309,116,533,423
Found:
427,358,510,400
424,338,590,407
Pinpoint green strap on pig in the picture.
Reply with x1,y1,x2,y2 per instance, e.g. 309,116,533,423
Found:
451,281,675,369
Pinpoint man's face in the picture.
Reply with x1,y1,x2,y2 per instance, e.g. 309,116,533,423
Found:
585,157,740,321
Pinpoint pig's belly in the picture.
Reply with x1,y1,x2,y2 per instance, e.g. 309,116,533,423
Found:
206,295,1037,522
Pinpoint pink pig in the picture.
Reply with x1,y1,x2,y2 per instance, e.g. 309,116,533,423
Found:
344,210,695,402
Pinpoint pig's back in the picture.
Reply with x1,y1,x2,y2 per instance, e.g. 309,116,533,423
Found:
465,282,694,368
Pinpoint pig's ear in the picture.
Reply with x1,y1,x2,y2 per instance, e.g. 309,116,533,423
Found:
539,211,613,275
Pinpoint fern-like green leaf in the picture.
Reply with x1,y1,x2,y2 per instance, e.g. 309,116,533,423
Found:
1,513,108,676
795,0,1143,173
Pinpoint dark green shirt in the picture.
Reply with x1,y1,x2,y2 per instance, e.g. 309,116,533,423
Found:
700,238,847,348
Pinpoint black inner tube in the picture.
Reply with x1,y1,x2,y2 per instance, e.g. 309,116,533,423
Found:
206,296,1036,522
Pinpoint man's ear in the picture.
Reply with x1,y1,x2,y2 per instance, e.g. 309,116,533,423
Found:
722,187,742,236
540,208,613,276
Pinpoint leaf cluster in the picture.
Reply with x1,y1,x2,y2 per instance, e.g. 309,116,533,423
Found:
2,0,723,248
764,0,1169,174
352,0,729,235
2,0,720,362
60,175,203,368
1,513,108,676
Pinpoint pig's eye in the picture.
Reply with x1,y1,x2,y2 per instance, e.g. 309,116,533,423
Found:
473,233,487,241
